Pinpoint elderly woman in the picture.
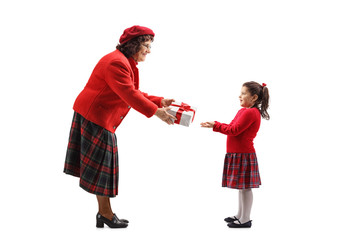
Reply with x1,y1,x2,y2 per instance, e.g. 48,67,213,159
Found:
64,25,176,228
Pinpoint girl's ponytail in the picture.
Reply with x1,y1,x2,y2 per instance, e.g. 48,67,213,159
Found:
260,84,270,120
243,81,270,120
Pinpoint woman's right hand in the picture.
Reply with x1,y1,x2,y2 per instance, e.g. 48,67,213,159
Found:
154,107,177,125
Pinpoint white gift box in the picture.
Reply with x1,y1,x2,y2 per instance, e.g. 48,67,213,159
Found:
168,101,197,127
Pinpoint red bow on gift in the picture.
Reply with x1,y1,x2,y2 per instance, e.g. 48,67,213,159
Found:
171,102,196,124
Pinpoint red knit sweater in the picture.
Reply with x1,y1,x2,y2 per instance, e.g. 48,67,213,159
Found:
73,50,163,133
213,107,261,153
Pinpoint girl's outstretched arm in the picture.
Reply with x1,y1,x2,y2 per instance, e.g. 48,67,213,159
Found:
200,121,215,128
213,110,256,136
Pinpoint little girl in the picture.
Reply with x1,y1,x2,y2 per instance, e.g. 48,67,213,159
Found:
201,81,270,228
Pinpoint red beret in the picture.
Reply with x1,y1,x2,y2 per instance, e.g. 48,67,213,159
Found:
119,25,155,44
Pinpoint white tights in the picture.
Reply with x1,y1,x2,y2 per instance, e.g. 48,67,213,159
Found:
236,189,253,223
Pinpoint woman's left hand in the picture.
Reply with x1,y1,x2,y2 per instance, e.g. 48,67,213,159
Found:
161,98,175,107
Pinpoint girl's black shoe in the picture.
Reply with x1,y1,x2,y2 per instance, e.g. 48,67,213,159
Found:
227,220,252,228
96,213,128,228
224,216,239,223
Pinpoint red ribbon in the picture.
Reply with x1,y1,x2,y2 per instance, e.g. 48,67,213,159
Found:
171,102,196,124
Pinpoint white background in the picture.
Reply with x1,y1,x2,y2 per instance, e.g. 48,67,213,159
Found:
1,0,359,239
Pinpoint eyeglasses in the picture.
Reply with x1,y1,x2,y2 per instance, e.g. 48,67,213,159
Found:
142,44,152,50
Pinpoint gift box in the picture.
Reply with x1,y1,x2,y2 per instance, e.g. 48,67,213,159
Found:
168,101,197,127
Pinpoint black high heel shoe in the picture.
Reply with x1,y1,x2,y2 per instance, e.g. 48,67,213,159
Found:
113,213,129,224
96,213,128,228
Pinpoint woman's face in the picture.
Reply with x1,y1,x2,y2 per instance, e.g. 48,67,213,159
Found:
133,40,152,62
239,86,258,108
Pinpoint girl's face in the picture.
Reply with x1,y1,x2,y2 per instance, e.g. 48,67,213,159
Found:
239,86,258,108
133,40,152,62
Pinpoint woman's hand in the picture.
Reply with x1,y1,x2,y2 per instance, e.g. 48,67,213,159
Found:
200,121,215,128
155,107,177,125
161,98,175,107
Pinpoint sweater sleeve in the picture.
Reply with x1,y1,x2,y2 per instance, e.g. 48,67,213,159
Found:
213,109,256,136
140,91,164,108
105,60,158,118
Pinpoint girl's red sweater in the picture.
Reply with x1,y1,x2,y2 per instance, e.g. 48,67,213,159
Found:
213,107,261,153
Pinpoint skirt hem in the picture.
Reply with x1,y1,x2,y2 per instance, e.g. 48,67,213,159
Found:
222,184,261,190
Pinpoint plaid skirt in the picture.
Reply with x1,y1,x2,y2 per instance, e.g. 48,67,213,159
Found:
222,153,261,189
64,112,119,197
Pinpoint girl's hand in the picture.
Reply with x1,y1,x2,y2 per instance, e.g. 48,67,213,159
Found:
161,98,175,107
200,121,215,128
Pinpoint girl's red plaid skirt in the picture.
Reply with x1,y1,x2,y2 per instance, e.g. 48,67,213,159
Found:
64,112,119,197
222,153,261,189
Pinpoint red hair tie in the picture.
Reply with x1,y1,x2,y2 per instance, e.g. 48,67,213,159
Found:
262,83,267,87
